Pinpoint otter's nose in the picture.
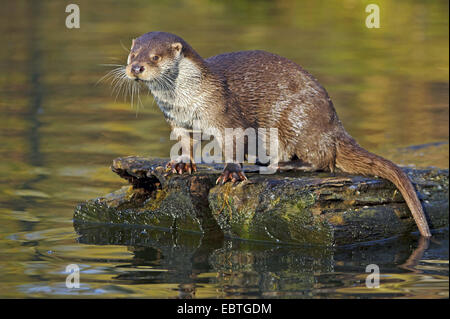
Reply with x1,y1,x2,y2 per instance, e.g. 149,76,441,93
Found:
131,64,145,75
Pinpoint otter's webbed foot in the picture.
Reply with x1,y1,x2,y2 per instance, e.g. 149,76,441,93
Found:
216,163,247,185
165,157,197,175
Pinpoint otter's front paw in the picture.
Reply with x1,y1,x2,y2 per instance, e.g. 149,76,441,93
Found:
165,158,197,175
216,163,247,185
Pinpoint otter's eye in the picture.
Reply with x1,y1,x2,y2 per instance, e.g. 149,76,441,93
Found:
152,55,160,62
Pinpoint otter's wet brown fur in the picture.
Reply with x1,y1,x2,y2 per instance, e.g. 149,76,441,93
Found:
125,31,431,237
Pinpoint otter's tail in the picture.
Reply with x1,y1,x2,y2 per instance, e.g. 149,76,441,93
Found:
335,134,431,237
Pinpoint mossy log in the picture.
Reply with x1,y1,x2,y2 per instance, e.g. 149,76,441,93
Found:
74,156,449,246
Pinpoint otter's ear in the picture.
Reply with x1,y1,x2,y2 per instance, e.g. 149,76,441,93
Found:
171,42,183,55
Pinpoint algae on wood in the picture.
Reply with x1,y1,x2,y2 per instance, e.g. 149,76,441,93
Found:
74,156,449,246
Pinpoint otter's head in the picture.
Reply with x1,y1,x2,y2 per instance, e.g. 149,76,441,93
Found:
125,32,188,82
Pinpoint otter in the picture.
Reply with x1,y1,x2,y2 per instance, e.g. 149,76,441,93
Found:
121,31,431,237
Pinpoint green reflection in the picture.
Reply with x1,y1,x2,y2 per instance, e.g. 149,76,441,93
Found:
0,0,448,298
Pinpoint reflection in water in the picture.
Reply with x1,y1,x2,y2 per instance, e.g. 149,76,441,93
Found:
0,0,448,298
26,0,44,168
74,222,449,299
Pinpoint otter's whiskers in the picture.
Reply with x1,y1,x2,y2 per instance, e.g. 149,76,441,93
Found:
98,64,145,114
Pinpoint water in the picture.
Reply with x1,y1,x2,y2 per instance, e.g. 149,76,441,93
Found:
0,0,448,298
